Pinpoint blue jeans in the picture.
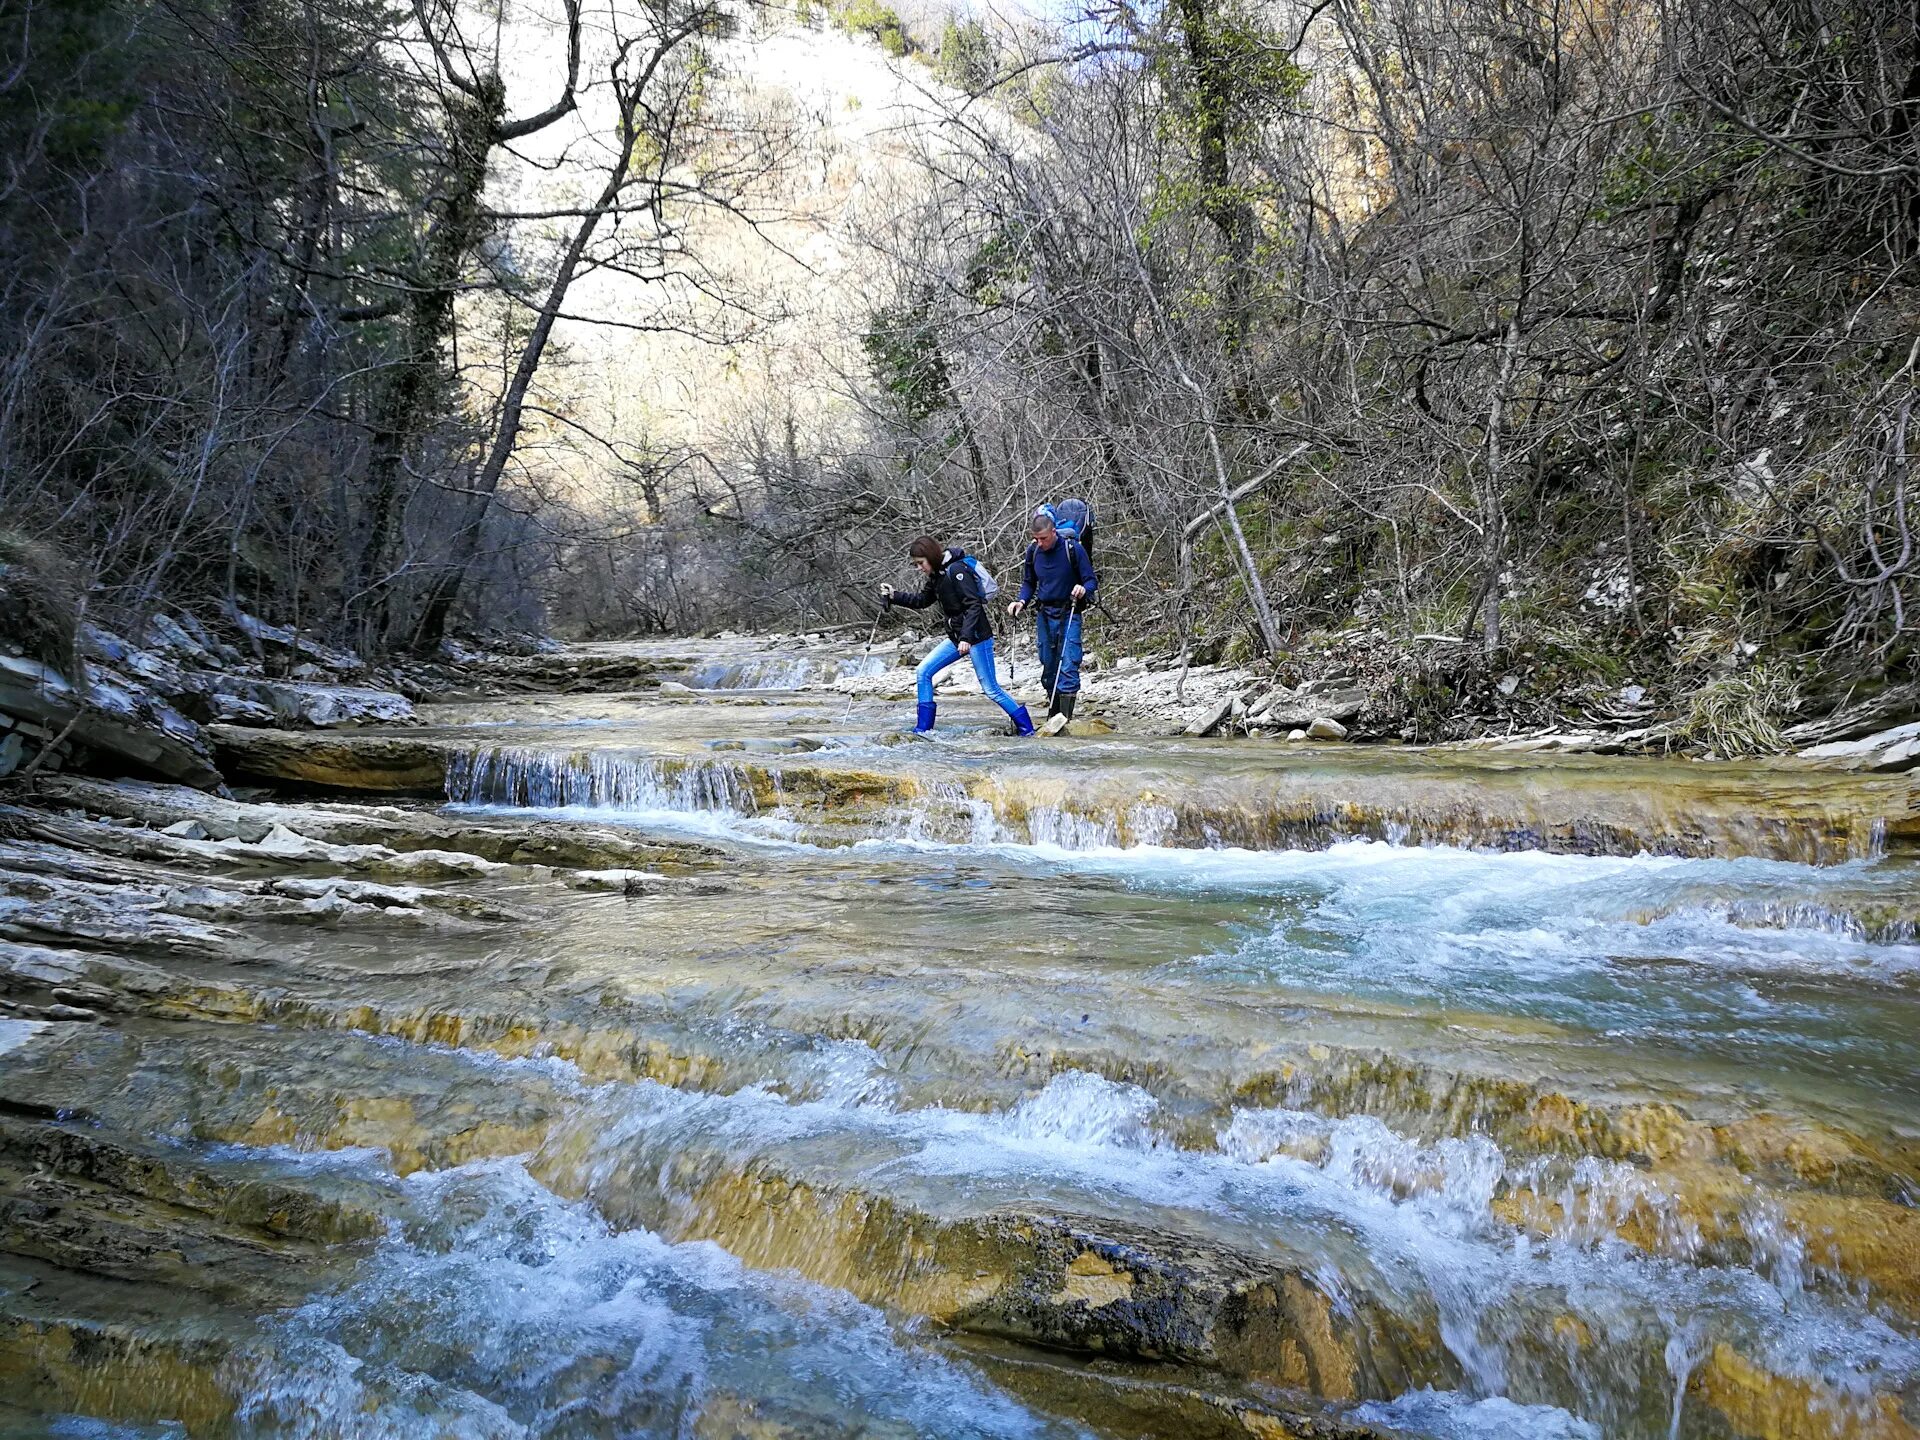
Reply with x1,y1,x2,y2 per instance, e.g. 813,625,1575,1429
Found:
916,637,1020,716
1034,610,1083,696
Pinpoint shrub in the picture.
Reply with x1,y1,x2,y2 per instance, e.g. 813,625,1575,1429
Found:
0,530,82,678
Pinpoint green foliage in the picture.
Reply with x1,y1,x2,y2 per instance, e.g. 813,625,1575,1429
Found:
0,0,140,175
862,293,954,422
963,225,1031,307
935,15,995,92
835,0,913,56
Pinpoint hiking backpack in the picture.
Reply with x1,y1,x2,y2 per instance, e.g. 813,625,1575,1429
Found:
1040,497,1096,556
959,553,1000,600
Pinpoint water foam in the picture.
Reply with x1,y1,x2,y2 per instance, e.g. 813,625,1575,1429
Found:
548,1070,1920,1436
235,1158,1083,1440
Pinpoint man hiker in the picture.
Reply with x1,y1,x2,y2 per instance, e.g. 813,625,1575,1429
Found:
882,536,1036,736
1007,506,1095,722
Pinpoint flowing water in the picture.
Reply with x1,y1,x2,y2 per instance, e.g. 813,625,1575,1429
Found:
2,635,1917,1439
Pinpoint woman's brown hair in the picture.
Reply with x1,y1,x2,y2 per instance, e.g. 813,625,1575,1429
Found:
907,536,942,565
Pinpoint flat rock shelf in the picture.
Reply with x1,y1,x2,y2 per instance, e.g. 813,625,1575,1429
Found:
2,636,1918,1440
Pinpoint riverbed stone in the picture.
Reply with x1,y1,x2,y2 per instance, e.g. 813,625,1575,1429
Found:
1186,698,1237,737
1801,720,1920,772
8,650,1920,1439
207,724,448,791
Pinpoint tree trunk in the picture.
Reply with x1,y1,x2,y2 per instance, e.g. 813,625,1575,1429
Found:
355,75,507,645
411,84,660,651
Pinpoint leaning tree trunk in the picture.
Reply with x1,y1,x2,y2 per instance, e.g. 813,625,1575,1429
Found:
410,91,662,652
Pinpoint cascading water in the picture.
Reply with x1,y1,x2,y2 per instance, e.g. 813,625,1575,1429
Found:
5,645,1918,1440
683,652,892,690
448,745,764,815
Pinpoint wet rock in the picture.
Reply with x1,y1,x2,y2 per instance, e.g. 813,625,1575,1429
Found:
1306,717,1348,741
264,876,522,923
567,868,660,892
952,1337,1398,1440
24,777,724,875
207,724,448,792
0,1304,240,1433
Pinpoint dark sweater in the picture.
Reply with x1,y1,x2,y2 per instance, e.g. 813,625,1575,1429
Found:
1017,536,1096,614
891,549,993,645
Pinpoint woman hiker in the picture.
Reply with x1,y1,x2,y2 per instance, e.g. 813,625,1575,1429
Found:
1006,506,1095,723
881,536,1035,736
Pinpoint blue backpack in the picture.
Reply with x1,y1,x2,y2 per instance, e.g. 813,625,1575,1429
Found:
1040,498,1096,555
958,553,999,600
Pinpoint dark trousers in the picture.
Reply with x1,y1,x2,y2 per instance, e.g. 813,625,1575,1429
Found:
1035,609,1083,696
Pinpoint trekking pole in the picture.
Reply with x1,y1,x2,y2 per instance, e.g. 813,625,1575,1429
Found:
844,604,884,722
1046,596,1080,718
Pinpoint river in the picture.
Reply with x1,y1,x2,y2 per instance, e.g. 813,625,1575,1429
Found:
0,635,1915,1439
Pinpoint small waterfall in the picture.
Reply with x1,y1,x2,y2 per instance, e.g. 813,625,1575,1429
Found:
1723,898,1917,944
685,654,891,690
447,745,761,816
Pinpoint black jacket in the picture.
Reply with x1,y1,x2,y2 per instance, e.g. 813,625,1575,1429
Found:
891,549,993,645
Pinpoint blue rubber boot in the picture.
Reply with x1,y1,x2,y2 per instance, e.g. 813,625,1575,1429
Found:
914,701,937,733
1009,704,1036,737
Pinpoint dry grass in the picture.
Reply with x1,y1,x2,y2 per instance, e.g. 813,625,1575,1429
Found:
0,529,81,679
1675,665,1802,757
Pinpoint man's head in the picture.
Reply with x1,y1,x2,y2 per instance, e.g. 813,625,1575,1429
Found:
908,535,941,578
1030,508,1058,551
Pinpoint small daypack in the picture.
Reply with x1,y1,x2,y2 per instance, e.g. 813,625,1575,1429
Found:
959,553,1000,600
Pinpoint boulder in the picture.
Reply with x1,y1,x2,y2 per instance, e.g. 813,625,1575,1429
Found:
1306,717,1348,740
1801,721,1920,772
1261,690,1365,728
1184,697,1236,738
79,625,188,695
223,608,364,673
140,613,221,665
0,652,221,789
203,677,417,729
1297,674,1359,697
206,692,278,726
